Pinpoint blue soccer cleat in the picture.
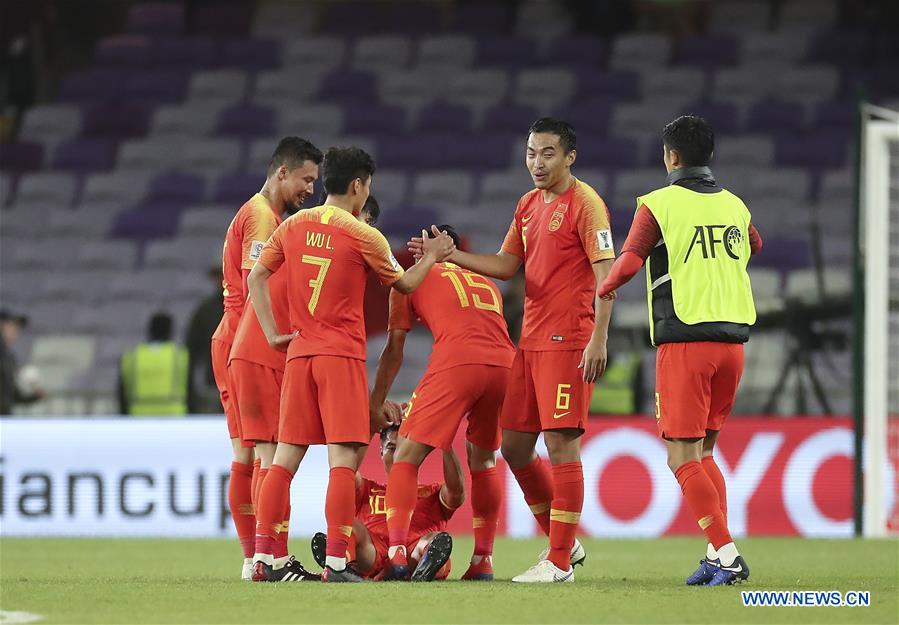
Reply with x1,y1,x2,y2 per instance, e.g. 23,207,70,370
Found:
686,559,719,586
706,555,750,586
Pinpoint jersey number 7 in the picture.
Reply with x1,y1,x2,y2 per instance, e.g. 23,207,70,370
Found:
302,254,332,315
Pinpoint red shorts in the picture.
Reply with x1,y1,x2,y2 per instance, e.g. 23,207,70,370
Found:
655,342,744,440
229,359,283,444
279,355,369,446
500,349,592,433
365,531,451,580
400,364,509,451
211,338,252,446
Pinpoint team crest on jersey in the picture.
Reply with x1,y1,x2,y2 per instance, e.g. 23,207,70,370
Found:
249,240,265,260
548,205,567,232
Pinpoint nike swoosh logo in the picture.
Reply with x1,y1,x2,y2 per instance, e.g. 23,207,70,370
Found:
522,215,533,223
553,411,570,419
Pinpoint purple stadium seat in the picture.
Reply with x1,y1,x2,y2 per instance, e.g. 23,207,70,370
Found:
193,2,253,36
477,36,539,68
154,37,217,69
318,70,377,104
483,103,540,134
752,236,811,272
0,142,43,173
127,2,184,36
451,3,512,34
216,104,276,137
222,39,281,70
680,101,740,134
147,172,207,205
541,35,607,68
378,134,512,170
342,104,407,135
555,100,615,136
52,139,115,172
805,31,866,66
58,69,129,103
577,70,640,101
110,204,182,240
574,135,640,169
814,100,855,132
318,2,391,34
213,172,261,204
125,69,189,104
676,34,739,67
379,206,440,236
93,35,153,68
776,132,852,169
82,102,149,139
745,100,807,134
416,103,474,133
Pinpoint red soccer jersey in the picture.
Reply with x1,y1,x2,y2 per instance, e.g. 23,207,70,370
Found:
356,478,453,543
501,177,615,351
387,263,515,372
212,193,281,344
228,268,290,371
257,205,404,361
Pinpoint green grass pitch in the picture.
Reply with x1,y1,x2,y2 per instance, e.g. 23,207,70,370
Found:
1,537,896,624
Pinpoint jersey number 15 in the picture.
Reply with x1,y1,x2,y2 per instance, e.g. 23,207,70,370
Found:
440,271,501,314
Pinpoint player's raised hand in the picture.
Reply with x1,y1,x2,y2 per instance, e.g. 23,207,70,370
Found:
578,337,608,383
407,234,425,262
268,331,298,352
369,402,393,432
424,225,456,262
384,400,404,425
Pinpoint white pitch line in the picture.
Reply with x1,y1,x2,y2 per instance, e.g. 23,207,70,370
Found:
0,610,45,625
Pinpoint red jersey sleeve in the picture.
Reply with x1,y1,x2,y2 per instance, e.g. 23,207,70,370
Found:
387,288,414,332
360,227,405,286
257,222,286,273
748,223,763,255
573,183,616,262
500,196,527,258
620,204,663,261
240,205,279,270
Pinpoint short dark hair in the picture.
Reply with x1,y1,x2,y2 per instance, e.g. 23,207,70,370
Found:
268,136,323,176
436,224,461,249
362,195,380,225
662,115,714,167
379,423,400,444
528,117,576,153
148,312,173,342
321,146,376,195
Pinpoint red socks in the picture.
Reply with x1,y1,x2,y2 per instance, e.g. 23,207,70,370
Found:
250,458,261,509
470,467,501,557
325,467,356,560
385,461,419,554
510,457,553,535
254,464,293,556
548,462,583,571
675,461,732,550
229,461,255,559
273,502,290,559
702,455,728,523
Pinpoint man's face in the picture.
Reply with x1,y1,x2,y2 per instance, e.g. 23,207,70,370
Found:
279,161,319,213
1,320,22,346
352,176,372,216
380,429,398,474
526,132,574,190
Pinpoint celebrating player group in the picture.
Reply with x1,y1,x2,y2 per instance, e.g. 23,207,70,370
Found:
211,113,760,585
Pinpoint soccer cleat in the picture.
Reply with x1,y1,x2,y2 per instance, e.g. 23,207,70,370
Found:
461,556,494,581
537,538,587,567
706,555,750,586
686,559,719,586
241,558,253,580
310,532,326,569
512,559,574,583
411,532,453,582
322,564,366,583
253,556,320,582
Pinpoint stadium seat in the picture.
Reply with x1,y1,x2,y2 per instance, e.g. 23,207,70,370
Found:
118,138,183,172
353,35,412,74
252,2,316,39
714,136,776,169
154,37,217,69
476,36,539,68
76,240,139,270
515,0,573,39
147,172,208,205
712,68,776,105
143,236,222,271
93,35,153,68
482,103,540,134
609,102,674,138
81,171,151,208
52,139,115,172
446,70,512,115
709,1,772,32
514,68,577,111
411,171,475,209
818,169,854,205
740,32,809,67
777,67,840,103
367,170,408,209
46,208,116,239
179,139,243,177
0,172,13,206
418,35,477,70
0,141,43,173
15,172,78,208
125,69,189,105
187,69,250,108
178,205,232,238
540,35,606,68
277,104,344,137
222,38,281,70
675,34,739,67
216,104,277,138
478,169,533,206
379,70,446,113
18,105,83,145
612,168,665,210
577,70,641,102
253,70,325,107
149,105,218,137
82,101,150,139
745,99,808,134
785,266,851,303
126,2,184,35
415,103,474,134
57,69,129,103
641,68,707,106
608,33,671,70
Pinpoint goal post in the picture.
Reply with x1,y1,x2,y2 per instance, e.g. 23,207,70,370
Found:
856,102,899,537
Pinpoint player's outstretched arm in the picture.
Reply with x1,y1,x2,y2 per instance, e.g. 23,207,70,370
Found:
439,447,466,511
369,329,407,432
407,227,522,280
247,262,295,351
393,229,455,294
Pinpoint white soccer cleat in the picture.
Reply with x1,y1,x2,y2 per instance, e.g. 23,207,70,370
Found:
538,538,587,567
512,559,574,583
241,558,253,580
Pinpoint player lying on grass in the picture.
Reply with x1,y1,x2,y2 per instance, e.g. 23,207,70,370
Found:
369,224,515,581
309,424,464,581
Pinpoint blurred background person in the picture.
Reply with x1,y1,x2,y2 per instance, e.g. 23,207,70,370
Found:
0,309,44,415
184,264,225,414
118,312,188,416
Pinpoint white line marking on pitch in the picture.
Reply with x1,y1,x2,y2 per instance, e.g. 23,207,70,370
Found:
0,610,45,624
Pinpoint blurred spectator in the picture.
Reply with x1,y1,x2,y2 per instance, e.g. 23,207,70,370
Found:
119,312,189,416
185,266,225,413
0,309,43,415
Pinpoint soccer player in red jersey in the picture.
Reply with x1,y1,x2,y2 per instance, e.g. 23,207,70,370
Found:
409,118,615,582
369,224,515,581
210,137,322,579
598,116,761,586
247,147,455,583
227,195,382,582
310,425,465,581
